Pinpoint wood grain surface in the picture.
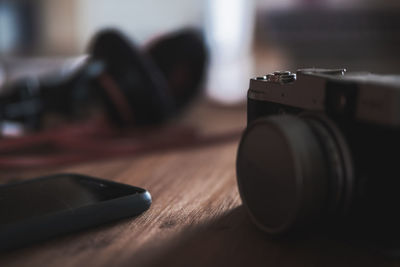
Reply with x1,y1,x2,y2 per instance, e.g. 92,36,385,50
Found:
0,101,398,267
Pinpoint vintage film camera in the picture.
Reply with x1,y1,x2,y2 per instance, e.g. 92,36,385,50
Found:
236,68,400,243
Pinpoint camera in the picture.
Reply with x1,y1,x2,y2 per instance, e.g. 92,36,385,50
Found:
236,68,400,242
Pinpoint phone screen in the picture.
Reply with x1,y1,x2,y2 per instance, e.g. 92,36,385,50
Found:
0,174,142,226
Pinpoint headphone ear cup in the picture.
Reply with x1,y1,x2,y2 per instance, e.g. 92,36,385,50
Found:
146,29,208,111
88,29,174,126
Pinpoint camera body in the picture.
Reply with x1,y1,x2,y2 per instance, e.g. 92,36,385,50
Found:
237,68,400,241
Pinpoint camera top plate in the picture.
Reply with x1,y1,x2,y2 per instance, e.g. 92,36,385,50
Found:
249,68,400,127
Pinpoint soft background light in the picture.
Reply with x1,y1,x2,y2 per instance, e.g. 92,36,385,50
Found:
1,0,400,104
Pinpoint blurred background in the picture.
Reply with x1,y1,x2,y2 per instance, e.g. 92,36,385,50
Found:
1,0,400,104
0,0,399,169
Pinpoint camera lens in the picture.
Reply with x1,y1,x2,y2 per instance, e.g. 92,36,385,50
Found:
236,115,353,234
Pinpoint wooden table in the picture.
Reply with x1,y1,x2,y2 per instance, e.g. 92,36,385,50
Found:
0,100,397,267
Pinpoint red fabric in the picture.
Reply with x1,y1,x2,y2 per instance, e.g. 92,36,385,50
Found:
0,118,241,169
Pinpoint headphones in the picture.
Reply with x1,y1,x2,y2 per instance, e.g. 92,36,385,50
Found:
0,28,207,130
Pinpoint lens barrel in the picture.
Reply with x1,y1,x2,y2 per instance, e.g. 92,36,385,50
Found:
236,115,353,234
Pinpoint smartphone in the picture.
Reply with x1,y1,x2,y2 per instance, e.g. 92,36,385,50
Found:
0,173,151,251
